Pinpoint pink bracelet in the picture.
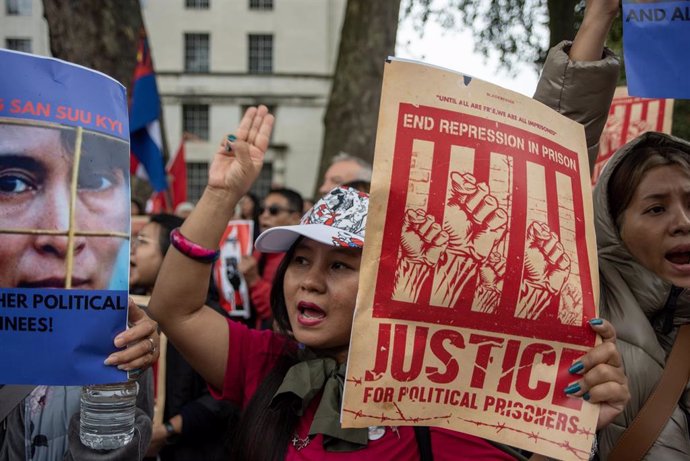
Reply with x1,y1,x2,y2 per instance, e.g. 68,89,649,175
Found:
169,228,220,263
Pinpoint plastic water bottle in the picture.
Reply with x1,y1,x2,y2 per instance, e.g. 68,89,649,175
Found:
79,381,138,450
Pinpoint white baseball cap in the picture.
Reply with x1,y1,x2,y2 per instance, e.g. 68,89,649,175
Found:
255,186,368,253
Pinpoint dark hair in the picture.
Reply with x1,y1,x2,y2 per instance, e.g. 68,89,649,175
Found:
231,240,302,461
266,188,303,215
608,145,690,229
343,179,371,193
131,197,145,215
243,192,261,221
148,214,185,256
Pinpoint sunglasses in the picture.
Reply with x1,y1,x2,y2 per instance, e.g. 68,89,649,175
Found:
260,205,298,216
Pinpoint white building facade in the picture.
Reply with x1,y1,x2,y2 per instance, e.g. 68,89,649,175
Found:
1,0,346,201
144,0,345,201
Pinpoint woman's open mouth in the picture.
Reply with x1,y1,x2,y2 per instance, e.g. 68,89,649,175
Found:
666,252,690,265
297,301,326,326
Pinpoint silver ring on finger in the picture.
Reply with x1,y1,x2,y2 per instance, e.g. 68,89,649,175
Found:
147,337,157,355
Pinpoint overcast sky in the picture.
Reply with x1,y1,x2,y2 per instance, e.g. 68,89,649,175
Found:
395,8,542,97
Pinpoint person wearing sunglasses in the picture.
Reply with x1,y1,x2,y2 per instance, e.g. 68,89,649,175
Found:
240,188,303,329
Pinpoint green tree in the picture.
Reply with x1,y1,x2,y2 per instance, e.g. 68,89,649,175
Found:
403,0,688,143
42,0,143,93
402,0,580,72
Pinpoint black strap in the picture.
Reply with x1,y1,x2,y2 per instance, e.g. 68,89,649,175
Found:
414,426,433,461
0,385,35,422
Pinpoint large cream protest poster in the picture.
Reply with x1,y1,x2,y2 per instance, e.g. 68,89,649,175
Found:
342,58,600,461
592,86,674,184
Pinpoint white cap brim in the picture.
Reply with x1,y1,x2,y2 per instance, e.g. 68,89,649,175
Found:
255,224,362,253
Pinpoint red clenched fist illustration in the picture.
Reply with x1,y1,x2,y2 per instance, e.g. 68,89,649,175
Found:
392,209,449,302
515,221,571,320
431,171,508,307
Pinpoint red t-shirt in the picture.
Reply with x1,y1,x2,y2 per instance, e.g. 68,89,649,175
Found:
210,320,515,460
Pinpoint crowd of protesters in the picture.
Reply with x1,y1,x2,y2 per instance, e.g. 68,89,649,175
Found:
4,0,690,459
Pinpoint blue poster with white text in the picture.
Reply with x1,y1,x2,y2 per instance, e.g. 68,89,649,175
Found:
0,50,130,385
622,0,690,98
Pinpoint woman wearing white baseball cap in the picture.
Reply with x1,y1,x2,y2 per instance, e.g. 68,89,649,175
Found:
146,103,629,460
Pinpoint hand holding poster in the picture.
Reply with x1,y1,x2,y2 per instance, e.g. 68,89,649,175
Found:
0,50,130,385
342,58,600,460
622,0,690,98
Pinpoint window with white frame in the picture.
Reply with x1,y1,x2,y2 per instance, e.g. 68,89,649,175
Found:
184,33,210,72
182,104,209,141
185,0,209,8
186,162,209,203
248,34,273,74
5,38,32,53
249,0,273,10
6,0,31,15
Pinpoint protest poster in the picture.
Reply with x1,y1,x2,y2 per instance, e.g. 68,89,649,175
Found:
622,0,690,98
0,50,130,385
592,86,674,184
341,58,599,461
213,220,254,319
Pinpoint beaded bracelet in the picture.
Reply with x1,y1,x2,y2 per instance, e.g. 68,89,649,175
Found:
169,228,220,263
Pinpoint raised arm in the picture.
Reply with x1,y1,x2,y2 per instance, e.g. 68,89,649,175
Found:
569,0,619,62
148,106,274,390
534,0,620,171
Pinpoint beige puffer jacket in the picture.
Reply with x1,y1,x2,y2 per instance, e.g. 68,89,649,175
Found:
592,132,690,460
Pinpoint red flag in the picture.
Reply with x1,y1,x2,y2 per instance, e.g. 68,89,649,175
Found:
147,191,169,214
167,139,188,210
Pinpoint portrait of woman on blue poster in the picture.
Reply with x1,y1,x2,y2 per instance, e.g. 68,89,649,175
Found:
0,120,130,291
0,48,133,385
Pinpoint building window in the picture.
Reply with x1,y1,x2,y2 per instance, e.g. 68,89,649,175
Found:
6,0,31,15
6,38,32,53
250,163,273,199
249,0,273,10
248,34,273,74
184,33,210,72
185,0,209,8
186,162,209,203
183,104,209,140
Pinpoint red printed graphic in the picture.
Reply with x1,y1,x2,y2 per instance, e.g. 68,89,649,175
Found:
592,87,674,184
213,220,254,318
377,104,595,346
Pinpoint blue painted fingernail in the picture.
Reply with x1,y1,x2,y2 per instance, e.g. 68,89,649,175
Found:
589,318,603,326
564,382,581,395
568,361,584,374
583,392,591,401
227,134,237,142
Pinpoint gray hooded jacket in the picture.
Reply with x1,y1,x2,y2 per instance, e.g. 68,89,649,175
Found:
592,132,690,460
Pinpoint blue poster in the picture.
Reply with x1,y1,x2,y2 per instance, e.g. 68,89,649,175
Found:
622,0,690,98
0,50,130,385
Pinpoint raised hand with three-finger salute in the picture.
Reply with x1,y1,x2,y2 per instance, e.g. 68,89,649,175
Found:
149,106,275,391
208,105,274,200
